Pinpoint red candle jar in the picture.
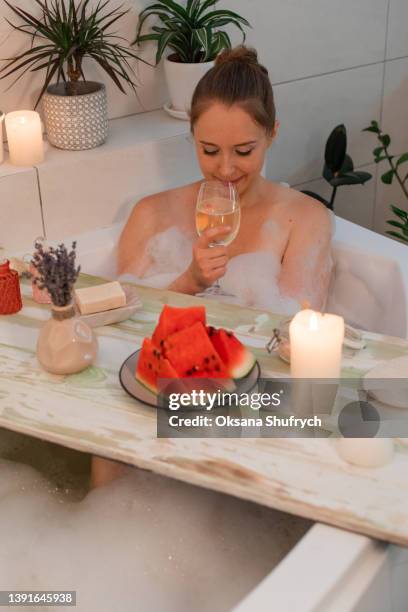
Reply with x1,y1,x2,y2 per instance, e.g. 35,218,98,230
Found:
0,259,23,315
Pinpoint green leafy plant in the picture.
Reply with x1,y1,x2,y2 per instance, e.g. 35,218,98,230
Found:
302,124,372,211
363,120,408,244
0,0,146,107
133,0,250,64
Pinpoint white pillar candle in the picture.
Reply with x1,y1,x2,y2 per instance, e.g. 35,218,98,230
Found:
0,111,4,164
289,309,344,378
5,110,44,166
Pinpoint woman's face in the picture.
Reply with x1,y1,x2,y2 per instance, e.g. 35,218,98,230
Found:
193,102,276,197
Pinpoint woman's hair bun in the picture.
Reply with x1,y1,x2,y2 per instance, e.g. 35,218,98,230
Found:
191,45,275,134
215,45,268,75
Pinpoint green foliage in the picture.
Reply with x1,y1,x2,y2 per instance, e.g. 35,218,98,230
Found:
363,121,408,244
302,124,372,211
0,0,145,107
324,124,346,173
133,0,250,64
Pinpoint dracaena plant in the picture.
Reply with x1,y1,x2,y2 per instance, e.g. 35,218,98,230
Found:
302,124,372,211
0,0,146,108
133,0,250,64
363,120,408,244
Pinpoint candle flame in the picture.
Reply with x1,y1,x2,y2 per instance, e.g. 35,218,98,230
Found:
309,311,319,331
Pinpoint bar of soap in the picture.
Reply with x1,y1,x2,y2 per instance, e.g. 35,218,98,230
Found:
75,282,126,315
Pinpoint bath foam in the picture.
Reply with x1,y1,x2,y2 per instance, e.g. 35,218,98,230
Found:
0,453,310,612
121,226,302,314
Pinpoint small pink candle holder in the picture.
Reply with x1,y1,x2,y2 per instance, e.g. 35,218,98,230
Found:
29,261,51,304
26,237,52,304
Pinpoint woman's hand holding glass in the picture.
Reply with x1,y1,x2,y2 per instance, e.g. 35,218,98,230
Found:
193,181,240,293
188,226,232,291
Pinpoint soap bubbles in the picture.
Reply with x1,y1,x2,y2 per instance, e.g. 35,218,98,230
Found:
120,225,301,314
0,430,310,612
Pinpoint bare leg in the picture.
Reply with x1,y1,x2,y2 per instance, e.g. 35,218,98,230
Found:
90,455,127,489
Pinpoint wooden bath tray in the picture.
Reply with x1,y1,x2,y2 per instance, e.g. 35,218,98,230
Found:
1,274,408,546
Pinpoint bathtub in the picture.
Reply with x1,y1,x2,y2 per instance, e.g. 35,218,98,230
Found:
8,215,408,610
73,215,408,339
64,214,407,611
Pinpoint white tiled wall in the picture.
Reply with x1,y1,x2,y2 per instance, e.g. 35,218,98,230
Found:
268,65,383,185
0,168,44,250
0,1,407,244
224,0,388,83
386,0,408,59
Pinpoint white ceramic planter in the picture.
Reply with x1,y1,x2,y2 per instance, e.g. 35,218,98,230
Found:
164,55,214,115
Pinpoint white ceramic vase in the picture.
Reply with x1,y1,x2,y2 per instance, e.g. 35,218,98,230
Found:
37,303,98,374
164,55,214,115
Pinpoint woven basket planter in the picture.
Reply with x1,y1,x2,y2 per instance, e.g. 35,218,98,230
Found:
43,81,108,151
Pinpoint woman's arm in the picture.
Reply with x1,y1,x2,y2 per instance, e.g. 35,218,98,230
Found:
279,200,333,311
118,190,232,295
118,198,205,293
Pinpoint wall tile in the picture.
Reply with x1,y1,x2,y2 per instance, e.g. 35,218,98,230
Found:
373,164,406,240
381,57,408,155
266,64,383,185
293,163,377,230
224,0,387,83
386,0,408,59
0,169,43,251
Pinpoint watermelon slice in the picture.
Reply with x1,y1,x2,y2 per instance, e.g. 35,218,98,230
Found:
152,305,206,348
164,322,230,380
136,338,180,394
207,327,256,379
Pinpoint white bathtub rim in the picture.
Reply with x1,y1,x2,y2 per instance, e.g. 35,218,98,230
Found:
233,523,387,612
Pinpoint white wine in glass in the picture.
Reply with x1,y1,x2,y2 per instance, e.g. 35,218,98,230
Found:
195,181,240,291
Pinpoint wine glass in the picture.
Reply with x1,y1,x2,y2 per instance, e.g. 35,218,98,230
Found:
195,181,241,294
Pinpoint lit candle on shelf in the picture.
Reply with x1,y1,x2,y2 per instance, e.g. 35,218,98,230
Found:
5,110,44,166
289,309,344,378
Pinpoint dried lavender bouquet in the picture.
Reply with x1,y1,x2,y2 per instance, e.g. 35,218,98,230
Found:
32,241,80,307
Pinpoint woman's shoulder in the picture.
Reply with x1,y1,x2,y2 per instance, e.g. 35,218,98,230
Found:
265,181,333,231
130,182,200,220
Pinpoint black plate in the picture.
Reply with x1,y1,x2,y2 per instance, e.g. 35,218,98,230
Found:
119,349,260,408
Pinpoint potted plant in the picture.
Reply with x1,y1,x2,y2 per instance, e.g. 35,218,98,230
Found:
363,120,408,244
1,0,145,150
133,0,250,117
33,240,98,374
302,124,372,211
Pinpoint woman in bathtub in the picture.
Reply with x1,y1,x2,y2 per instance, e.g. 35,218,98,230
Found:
91,46,333,488
118,46,333,312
